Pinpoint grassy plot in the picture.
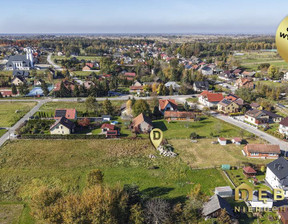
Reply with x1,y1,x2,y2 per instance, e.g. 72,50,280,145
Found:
0,139,230,202
0,102,36,127
52,55,102,61
0,129,7,137
0,203,24,224
153,116,251,139
72,71,100,77
171,139,271,169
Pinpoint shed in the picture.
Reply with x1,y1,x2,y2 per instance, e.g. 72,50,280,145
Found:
232,137,242,145
102,115,111,122
218,137,227,146
215,186,233,198
221,164,231,170
243,166,257,178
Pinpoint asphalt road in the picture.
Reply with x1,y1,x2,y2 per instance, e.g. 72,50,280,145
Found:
0,100,48,147
213,113,288,152
47,53,63,71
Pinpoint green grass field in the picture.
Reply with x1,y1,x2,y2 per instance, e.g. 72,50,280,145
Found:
172,138,271,169
0,129,7,137
52,55,102,61
153,116,251,139
233,50,288,70
0,102,36,127
72,70,100,77
0,139,231,222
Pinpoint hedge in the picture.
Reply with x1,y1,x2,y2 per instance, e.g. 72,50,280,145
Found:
20,134,106,139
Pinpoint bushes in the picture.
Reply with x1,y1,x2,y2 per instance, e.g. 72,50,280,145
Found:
20,134,106,139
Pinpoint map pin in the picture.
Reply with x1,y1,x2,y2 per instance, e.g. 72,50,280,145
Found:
150,128,163,149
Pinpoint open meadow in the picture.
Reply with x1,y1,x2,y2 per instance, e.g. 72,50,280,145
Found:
0,101,36,127
0,139,231,223
171,138,271,169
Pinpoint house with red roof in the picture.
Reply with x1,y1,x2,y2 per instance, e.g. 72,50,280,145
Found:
124,72,136,81
54,109,77,120
198,90,223,108
159,99,178,114
101,123,119,138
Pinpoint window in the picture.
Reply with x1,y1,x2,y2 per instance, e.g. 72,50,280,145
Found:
251,152,259,156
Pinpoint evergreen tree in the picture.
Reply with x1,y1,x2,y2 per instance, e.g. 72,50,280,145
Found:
11,84,17,95
103,98,113,115
41,81,49,96
73,84,80,97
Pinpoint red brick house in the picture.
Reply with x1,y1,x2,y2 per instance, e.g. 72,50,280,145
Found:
243,144,280,159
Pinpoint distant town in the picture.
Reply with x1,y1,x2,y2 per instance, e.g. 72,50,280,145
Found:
1,34,288,223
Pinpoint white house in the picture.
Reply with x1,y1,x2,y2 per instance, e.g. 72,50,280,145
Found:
198,90,223,108
283,72,288,81
265,157,288,198
218,137,227,145
279,117,288,136
165,82,180,91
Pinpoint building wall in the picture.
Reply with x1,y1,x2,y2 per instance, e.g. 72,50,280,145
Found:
50,124,71,135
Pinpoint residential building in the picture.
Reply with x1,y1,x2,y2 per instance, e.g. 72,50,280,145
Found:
102,115,111,122
198,90,223,108
193,81,209,92
217,99,240,114
11,76,26,86
243,144,280,159
201,66,213,76
164,111,195,121
244,109,269,126
265,157,288,197
262,110,283,123
130,113,153,134
159,99,178,114
54,109,77,120
202,194,234,219
249,191,273,209
232,137,242,145
235,78,254,89
50,117,75,135
164,81,180,91
279,117,288,136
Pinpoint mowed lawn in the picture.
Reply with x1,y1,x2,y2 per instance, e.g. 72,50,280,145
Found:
0,102,36,127
172,139,272,169
0,203,24,224
153,116,251,139
39,100,125,114
0,139,231,223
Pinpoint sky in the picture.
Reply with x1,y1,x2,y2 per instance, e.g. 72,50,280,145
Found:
0,0,287,34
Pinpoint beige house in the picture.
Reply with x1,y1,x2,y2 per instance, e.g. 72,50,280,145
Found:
50,117,75,135
130,113,153,134
217,100,240,114
12,76,26,86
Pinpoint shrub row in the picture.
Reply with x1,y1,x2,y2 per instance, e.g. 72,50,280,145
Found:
20,134,106,139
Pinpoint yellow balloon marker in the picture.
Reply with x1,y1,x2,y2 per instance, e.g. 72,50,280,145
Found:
150,128,163,149
276,16,288,63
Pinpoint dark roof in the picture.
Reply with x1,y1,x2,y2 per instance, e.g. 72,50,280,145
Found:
6,55,31,68
13,70,29,77
55,110,66,118
262,110,282,119
12,75,26,82
102,115,111,119
194,81,209,89
280,117,288,126
50,117,75,130
267,157,288,180
202,194,234,217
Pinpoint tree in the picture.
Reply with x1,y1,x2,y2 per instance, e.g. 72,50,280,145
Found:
73,84,80,97
217,209,232,224
132,100,151,117
103,98,113,115
184,101,190,111
190,132,199,140
12,84,17,95
129,204,145,224
169,85,174,95
145,198,171,224
41,81,49,96
268,65,279,79
85,96,98,113
0,92,2,98
87,169,104,186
